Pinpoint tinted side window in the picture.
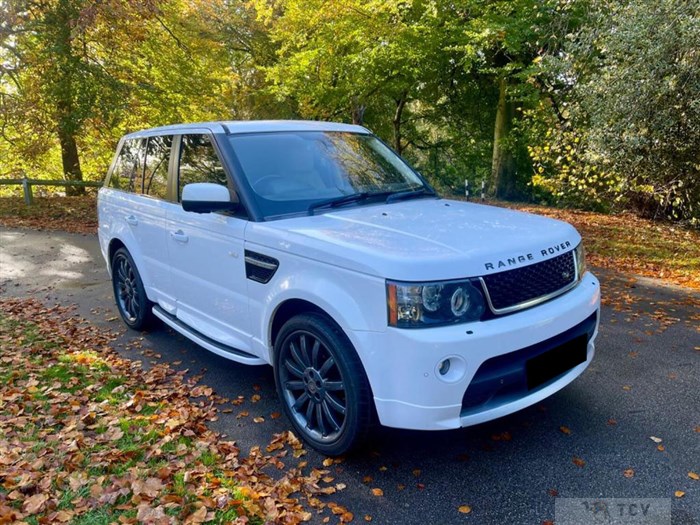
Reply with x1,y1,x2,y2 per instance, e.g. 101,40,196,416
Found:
144,135,172,199
109,138,146,192
178,134,228,200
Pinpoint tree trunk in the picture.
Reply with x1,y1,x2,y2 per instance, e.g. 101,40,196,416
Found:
54,0,84,196
351,97,366,125
393,92,408,155
491,76,516,199
58,124,84,196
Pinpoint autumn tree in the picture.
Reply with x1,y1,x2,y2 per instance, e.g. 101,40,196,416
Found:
0,0,236,190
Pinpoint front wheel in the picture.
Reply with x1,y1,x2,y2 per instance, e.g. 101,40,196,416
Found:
274,313,373,456
111,247,155,331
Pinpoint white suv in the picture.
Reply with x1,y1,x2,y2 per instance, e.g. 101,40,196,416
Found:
98,121,600,455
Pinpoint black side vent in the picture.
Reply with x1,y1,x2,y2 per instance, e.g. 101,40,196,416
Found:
245,250,279,284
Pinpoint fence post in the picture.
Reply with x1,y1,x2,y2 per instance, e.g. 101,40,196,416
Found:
21,177,34,206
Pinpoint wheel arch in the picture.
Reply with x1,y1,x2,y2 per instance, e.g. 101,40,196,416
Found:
108,238,127,269
270,298,332,351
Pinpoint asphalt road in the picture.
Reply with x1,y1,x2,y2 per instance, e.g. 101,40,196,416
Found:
1,226,698,525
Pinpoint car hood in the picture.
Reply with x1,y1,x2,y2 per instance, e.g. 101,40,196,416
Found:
245,199,581,281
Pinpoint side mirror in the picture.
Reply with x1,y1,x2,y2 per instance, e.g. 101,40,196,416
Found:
182,183,238,213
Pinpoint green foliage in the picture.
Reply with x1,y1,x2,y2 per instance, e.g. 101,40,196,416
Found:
531,0,700,223
1,0,698,222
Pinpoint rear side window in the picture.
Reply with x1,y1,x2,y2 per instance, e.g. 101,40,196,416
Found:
109,138,146,192
178,134,228,200
144,135,172,199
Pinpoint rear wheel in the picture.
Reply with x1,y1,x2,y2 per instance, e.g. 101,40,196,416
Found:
274,313,372,456
111,247,155,331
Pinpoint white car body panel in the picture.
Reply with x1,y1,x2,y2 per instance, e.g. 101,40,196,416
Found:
164,205,254,355
248,199,580,281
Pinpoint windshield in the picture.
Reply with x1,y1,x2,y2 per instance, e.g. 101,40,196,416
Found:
228,131,429,218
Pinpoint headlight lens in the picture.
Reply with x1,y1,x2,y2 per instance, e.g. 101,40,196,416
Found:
575,242,586,279
387,278,485,328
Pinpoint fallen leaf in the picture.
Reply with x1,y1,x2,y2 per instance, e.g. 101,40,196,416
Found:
187,505,208,524
270,412,281,419
559,426,572,435
688,472,699,480
657,445,665,451
364,515,373,522
622,385,632,391
573,456,586,468
675,491,685,498
362,476,373,484
412,469,421,477
623,469,635,478
548,489,559,497
650,436,662,443
371,488,384,497
340,511,354,523
607,418,618,425
323,458,334,467
253,416,264,423
458,505,472,514
23,494,48,515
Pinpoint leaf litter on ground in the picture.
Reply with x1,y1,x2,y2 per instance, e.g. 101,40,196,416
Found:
0,298,341,524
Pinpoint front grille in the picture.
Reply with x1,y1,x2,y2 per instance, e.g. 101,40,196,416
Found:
481,250,576,313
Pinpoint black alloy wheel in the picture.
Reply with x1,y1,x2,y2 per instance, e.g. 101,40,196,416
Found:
111,247,155,331
274,313,373,456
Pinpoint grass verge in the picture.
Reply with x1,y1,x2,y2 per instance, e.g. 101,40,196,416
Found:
0,299,335,524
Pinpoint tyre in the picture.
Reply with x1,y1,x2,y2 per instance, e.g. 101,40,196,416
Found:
111,247,155,331
274,313,373,456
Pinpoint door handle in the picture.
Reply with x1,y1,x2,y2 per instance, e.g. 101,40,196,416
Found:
125,215,138,226
170,230,189,243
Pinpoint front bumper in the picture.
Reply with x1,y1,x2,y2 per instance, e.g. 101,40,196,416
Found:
351,272,600,430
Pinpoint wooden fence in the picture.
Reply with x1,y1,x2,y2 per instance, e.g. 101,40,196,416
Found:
0,178,103,205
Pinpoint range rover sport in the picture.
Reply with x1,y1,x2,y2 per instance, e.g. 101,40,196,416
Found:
97,120,600,455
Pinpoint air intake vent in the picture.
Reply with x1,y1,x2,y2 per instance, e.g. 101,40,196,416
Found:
245,250,279,284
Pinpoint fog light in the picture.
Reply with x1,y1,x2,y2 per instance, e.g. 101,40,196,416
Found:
438,359,451,376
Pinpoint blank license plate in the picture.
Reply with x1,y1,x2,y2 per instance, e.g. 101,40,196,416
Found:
526,335,587,390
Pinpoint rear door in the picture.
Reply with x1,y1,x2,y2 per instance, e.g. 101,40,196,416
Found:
102,136,171,304
164,133,254,354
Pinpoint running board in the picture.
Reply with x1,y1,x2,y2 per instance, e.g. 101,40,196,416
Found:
152,305,266,366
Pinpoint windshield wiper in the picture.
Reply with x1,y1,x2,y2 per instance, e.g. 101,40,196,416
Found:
308,192,370,215
385,187,436,203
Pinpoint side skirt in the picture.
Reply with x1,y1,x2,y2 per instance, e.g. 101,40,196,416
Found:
152,305,267,366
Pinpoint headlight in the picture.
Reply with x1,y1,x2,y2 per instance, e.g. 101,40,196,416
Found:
387,278,485,328
575,242,586,279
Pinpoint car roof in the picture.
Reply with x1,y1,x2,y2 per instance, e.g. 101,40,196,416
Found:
122,120,370,139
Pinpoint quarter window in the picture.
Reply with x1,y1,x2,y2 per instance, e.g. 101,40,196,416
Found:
109,138,146,193
178,134,228,200
144,135,172,199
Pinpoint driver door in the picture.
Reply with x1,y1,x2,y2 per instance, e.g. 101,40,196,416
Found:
164,133,253,354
